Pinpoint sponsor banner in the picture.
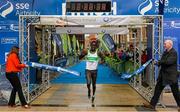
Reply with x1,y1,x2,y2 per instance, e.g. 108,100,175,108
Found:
1,0,180,20
0,25,9,31
0,31,18,64
117,0,180,18
33,0,62,15
164,18,180,64
1,37,18,44
164,18,180,29
0,0,60,21
0,23,18,32
0,0,34,20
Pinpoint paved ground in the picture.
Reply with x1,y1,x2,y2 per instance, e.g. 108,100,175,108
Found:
0,84,179,112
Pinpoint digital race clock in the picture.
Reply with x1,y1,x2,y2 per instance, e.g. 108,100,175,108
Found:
66,0,111,12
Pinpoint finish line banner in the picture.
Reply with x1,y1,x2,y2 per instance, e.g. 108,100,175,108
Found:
26,62,80,76
121,59,152,79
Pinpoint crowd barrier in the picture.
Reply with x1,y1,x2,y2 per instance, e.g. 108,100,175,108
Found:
104,57,135,74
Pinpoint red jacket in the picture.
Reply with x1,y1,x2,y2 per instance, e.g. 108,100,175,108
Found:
6,53,26,73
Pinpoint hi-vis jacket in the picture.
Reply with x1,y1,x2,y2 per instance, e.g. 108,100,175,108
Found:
6,53,26,73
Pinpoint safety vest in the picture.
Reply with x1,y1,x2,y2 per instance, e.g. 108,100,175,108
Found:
86,50,99,70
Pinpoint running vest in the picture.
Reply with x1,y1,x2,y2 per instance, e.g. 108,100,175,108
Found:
86,50,99,70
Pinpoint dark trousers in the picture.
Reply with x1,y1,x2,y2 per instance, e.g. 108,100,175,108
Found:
150,79,180,107
6,73,27,106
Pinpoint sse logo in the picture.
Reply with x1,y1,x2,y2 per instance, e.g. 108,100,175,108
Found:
0,1,30,18
0,1,13,18
138,0,153,15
